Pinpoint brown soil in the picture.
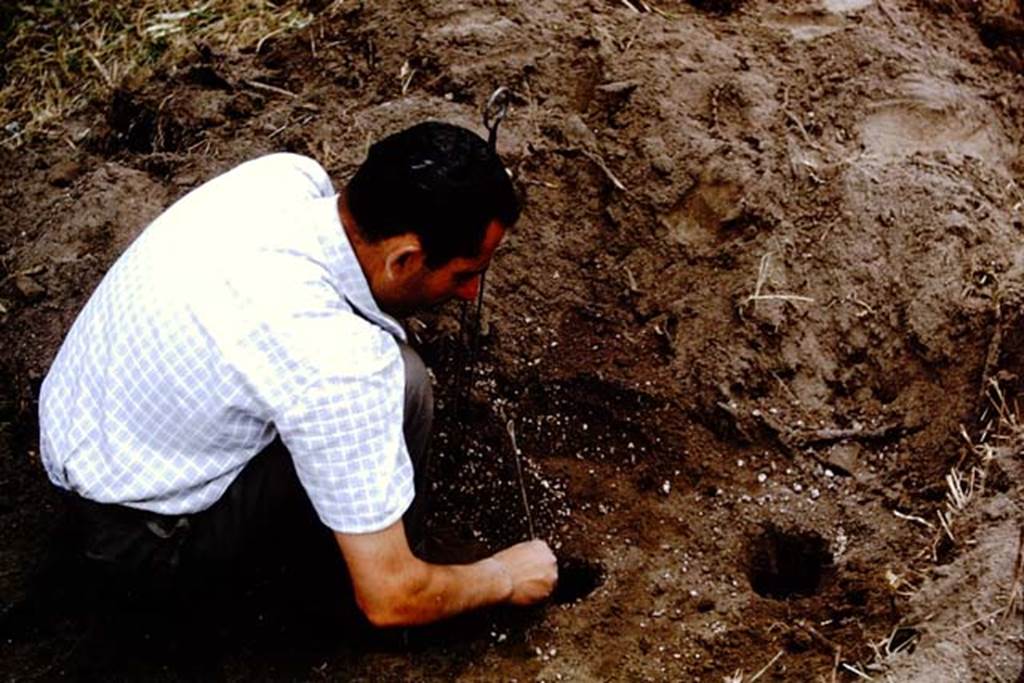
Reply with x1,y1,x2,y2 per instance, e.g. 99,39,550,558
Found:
2,1,1023,680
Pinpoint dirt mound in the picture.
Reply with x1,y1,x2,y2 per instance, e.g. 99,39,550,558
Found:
2,1,1022,680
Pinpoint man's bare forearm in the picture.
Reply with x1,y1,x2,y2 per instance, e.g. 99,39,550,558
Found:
336,522,562,628
363,556,514,627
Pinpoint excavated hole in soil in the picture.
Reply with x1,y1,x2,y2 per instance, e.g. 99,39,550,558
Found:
747,526,834,599
552,556,605,605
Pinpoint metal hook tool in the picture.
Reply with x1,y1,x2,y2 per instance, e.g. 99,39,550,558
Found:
483,86,511,151
455,85,512,405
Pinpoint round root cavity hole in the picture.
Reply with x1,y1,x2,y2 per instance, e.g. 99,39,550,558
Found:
747,526,833,599
552,557,605,605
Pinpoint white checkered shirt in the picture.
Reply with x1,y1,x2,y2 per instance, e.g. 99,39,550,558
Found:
39,153,415,534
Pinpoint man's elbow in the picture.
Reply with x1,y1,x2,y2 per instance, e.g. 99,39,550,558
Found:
359,602,405,628
355,571,438,628
358,597,414,628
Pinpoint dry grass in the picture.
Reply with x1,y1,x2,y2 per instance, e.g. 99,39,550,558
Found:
739,252,816,316
1,1,325,147
722,649,784,683
861,378,1024,679
927,377,1021,563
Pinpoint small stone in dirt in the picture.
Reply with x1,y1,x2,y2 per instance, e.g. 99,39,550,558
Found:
46,159,85,187
650,151,674,176
226,91,262,119
563,114,598,149
596,80,640,95
784,627,814,652
640,136,674,175
14,275,46,302
822,442,861,478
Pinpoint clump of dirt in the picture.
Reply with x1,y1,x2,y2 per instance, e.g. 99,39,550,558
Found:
2,1,1023,681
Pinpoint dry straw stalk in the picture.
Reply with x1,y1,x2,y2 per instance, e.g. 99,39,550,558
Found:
1,1,326,147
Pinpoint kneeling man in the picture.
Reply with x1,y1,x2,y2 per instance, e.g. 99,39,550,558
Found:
39,121,557,627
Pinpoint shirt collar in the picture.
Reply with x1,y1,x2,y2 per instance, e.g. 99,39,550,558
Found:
315,195,407,342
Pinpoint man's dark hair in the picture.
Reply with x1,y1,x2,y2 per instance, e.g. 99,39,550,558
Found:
346,121,520,269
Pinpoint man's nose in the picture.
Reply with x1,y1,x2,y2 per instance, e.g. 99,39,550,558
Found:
454,277,480,301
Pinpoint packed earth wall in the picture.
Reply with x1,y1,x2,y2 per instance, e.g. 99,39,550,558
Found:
1,1,1022,680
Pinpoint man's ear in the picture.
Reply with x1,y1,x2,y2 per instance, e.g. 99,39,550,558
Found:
383,234,424,281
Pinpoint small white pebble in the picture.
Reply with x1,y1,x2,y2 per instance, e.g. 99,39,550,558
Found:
757,473,768,483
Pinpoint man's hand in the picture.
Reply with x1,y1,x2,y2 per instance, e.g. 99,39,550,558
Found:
491,539,558,606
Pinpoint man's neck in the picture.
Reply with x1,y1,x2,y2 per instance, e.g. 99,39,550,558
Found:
338,191,386,297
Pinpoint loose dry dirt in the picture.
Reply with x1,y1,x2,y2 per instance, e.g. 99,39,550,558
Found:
2,1,1023,681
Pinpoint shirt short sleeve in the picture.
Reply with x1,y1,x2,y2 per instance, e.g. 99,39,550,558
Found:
186,217,415,533
269,319,415,534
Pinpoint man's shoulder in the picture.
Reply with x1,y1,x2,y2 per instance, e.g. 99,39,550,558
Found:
190,153,335,206
240,153,331,190
239,153,328,179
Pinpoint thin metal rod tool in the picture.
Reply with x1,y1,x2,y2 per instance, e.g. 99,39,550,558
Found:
452,84,508,417
504,416,536,539
468,269,486,360
482,85,538,539
452,270,487,429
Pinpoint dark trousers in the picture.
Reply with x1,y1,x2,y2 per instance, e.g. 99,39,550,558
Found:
63,342,434,617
